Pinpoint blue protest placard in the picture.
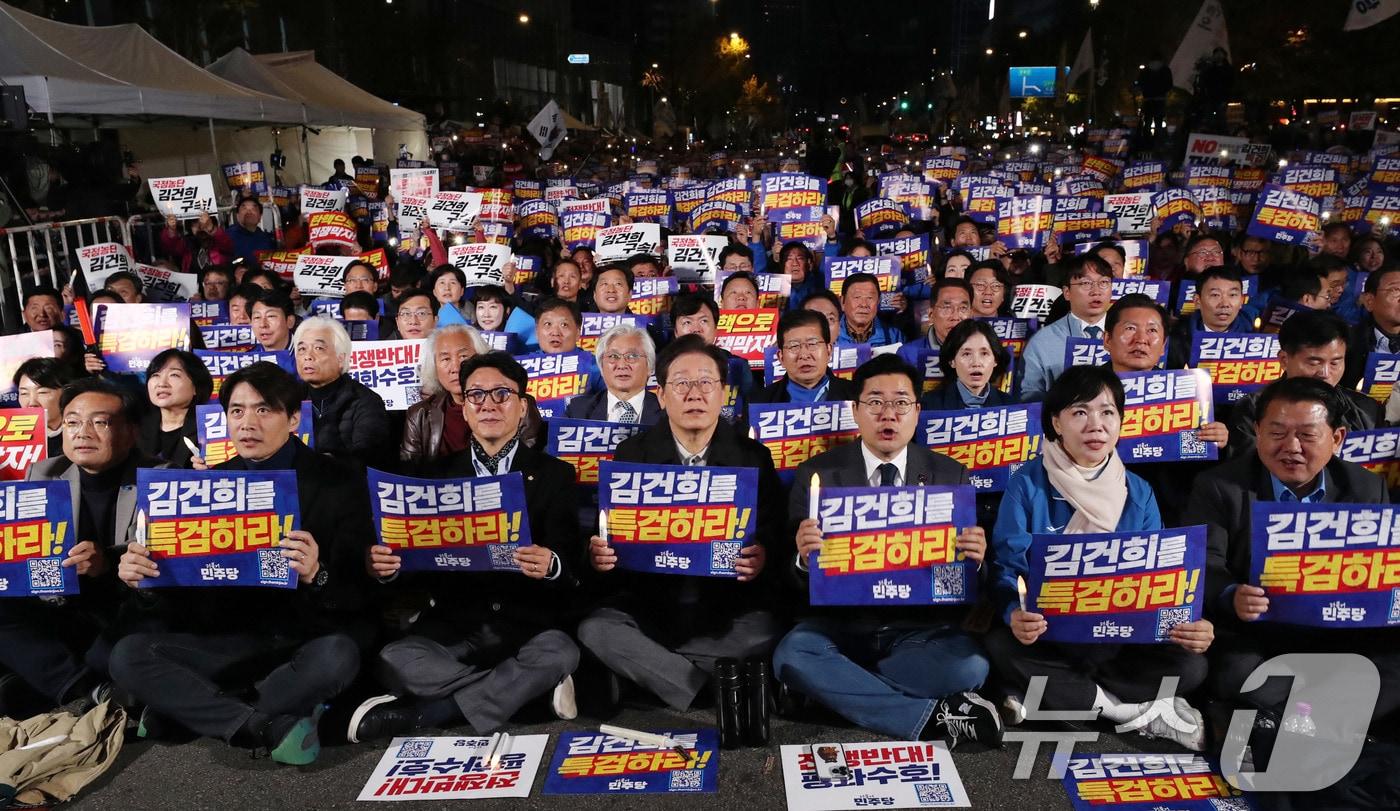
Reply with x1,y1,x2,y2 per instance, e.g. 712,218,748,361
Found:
197,401,313,465
1121,161,1167,191
1251,502,1400,627
196,350,294,401
199,324,256,352
517,198,560,240
579,313,654,354
854,198,909,239
980,317,1037,359
518,350,593,420
808,485,977,606
367,469,532,573
996,195,1053,250
136,468,300,589
921,405,1042,494
1339,427,1400,492
190,300,229,327
689,200,742,234
1173,275,1258,317
749,401,859,486
0,481,77,598
1027,526,1206,644
1247,184,1322,247
1110,277,1171,307
763,343,869,386
623,190,673,229
598,461,758,577
1057,753,1249,810
1359,351,1400,405
964,184,1012,225
96,302,191,373
872,233,931,276
542,729,719,795
1190,332,1282,406
1116,369,1217,463
546,418,645,491
705,177,752,215
758,173,826,217
1151,188,1202,235
826,256,901,311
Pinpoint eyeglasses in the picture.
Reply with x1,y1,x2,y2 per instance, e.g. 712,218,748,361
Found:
1069,279,1112,292
398,308,433,321
603,351,644,365
857,398,917,415
935,303,972,315
1189,247,1225,258
62,416,113,433
463,387,520,405
666,378,720,395
971,281,1005,293
722,263,753,272
1240,248,1265,257
782,339,825,353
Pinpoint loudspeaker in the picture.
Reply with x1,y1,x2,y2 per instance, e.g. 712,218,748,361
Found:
0,87,29,132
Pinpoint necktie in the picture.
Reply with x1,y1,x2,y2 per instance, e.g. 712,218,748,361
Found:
877,462,898,486
686,453,704,467
1083,325,1102,340
617,400,639,423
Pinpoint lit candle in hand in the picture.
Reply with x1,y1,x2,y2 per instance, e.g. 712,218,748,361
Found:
808,472,821,528
1017,575,1028,612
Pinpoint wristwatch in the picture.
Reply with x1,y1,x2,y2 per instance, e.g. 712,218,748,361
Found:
313,568,330,588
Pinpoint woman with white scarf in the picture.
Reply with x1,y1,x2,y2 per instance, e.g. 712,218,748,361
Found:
986,365,1215,751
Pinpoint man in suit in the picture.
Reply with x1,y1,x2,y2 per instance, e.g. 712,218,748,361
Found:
351,352,583,742
1021,253,1114,401
111,362,370,765
750,310,858,404
773,353,1002,745
896,278,973,368
580,335,787,711
1182,377,1398,727
671,294,755,422
566,324,662,425
1229,309,1379,457
0,377,149,715
1343,266,1400,389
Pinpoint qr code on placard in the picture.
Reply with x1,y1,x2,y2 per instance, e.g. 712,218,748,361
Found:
27,558,63,593
711,541,741,573
932,564,964,598
1179,430,1207,458
396,739,433,759
489,544,519,570
1208,798,1251,811
258,549,290,583
668,769,704,791
1155,607,1193,641
1389,588,1400,622
915,782,954,805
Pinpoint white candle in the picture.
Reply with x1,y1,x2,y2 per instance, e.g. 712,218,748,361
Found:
136,509,147,546
1017,575,1028,612
808,472,821,527
183,437,200,457
599,724,679,750
598,509,609,542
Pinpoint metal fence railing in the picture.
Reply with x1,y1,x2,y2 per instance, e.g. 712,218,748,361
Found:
0,216,132,332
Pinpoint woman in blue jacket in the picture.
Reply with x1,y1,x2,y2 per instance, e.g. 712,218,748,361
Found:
986,365,1215,751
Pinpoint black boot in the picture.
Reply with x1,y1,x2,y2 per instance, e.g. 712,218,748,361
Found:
743,658,770,747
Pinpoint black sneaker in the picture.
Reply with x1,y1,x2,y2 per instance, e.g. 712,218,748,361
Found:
929,691,1004,748
347,695,420,745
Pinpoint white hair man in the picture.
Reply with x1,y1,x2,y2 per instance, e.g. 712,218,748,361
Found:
564,324,661,424
292,315,391,468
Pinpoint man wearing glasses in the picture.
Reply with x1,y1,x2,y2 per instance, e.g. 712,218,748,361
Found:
751,310,857,404
776,353,1003,746
896,279,974,369
566,324,662,424
387,290,438,340
1021,254,1115,401
351,352,584,743
0,378,151,717
581,334,785,711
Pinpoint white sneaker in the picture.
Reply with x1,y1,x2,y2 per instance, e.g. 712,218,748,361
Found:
1000,693,1027,727
552,675,578,721
346,694,399,744
1135,697,1207,751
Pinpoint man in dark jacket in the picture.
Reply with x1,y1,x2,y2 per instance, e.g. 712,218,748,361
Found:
1166,265,1254,370
775,353,1001,745
580,335,786,711
0,378,150,715
1182,377,1397,727
1342,266,1400,389
1229,310,1379,458
110,362,371,765
750,310,858,405
565,324,662,424
292,315,391,470
350,352,583,742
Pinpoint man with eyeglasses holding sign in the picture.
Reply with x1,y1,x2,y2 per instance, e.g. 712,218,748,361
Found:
580,334,786,711
1021,254,1115,401
750,310,858,404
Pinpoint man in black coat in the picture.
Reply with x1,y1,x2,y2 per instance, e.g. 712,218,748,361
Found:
775,353,1001,745
292,315,392,470
564,323,662,424
351,352,583,742
580,335,787,711
1342,266,1400,389
749,309,858,405
1182,377,1398,727
111,362,371,766
1,377,151,715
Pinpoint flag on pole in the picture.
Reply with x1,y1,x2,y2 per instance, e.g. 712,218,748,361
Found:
1068,29,1094,89
1169,0,1230,90
527,101,567,161
1345,0,1400,30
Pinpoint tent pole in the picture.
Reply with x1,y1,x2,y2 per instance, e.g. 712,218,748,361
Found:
302,126,313,186
207,118,223,203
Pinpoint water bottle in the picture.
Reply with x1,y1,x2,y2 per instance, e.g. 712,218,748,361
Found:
1281,701,1316,736
713,658,746,750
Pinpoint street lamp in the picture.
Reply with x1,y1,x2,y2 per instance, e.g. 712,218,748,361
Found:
518,12,529,23
985,48,995,55
1018,30,1028,38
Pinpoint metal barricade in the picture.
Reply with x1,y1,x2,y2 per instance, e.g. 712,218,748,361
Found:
0,216,132,330
126,204,279,266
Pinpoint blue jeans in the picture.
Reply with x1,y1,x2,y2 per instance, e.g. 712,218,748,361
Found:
773,617,990,740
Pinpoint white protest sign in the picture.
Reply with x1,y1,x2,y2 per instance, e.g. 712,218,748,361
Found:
447,243,512,288
594,223,662,264
1104,192,1155,236
559,198,610,216
780,741,970,810
293,254,357,299
395,195,431,235
528,100,567,160
390,167,439,200
545,185,580,203
427,191,484,231
1012,283,1063,323
148,175,218,219
667,234,729,283
0,331,55,404
77,242,133,289
300,186,348,215
132,263,198,302
347,340,425,410
1184,132,1248,164
358,735,547,802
